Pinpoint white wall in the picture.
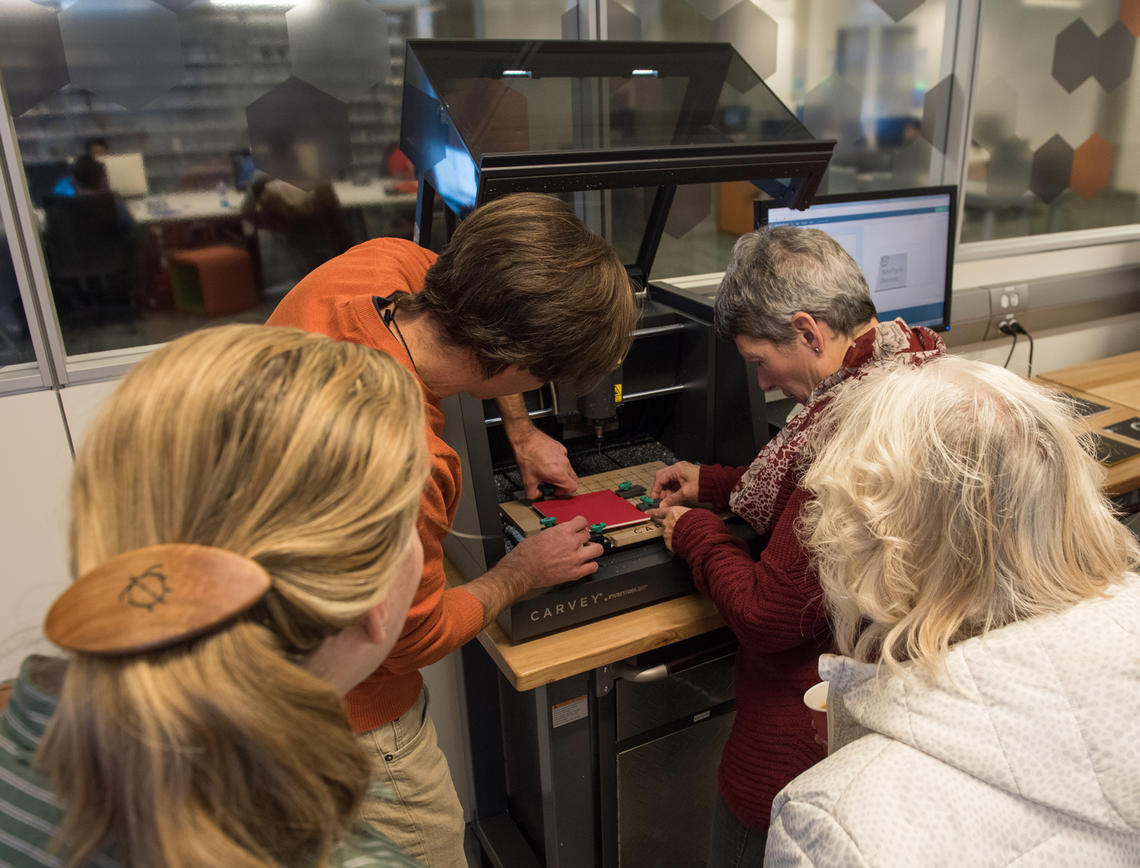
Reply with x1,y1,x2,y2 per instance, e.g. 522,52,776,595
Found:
957,310,1140,376
0,388,72,678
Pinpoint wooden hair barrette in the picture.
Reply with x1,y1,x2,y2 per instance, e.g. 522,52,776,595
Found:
45,544,271,655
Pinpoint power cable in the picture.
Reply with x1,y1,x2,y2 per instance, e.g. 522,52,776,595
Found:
1000,321,1018,369
1009,322,1035,378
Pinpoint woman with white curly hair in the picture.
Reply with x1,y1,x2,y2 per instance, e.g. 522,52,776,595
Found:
767,356,1140,867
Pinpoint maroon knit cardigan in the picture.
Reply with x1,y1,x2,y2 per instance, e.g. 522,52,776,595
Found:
671,321,945,831
672,467,831,832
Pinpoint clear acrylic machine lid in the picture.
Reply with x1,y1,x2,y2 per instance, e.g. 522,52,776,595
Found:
401,39,835,277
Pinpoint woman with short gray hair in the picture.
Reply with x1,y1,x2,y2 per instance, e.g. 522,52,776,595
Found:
649,225,945,866
715,226,877,347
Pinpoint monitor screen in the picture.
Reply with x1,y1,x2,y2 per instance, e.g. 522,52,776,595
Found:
758,185,956,331
97,153,149,198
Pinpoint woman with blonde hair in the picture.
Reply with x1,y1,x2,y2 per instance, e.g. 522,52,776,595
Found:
767,356,1140,866
0,324,431,867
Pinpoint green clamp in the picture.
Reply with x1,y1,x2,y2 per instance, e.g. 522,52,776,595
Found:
589,522,607,534
616,480,632,491
539,516,557,528
639,495,658,507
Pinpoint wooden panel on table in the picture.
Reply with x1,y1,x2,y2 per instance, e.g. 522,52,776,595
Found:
444,540,724,691
1033,378,1140,495
476,593,724,692
1038,350,1140,412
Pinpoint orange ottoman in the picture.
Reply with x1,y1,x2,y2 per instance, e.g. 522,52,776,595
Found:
169,245,258,317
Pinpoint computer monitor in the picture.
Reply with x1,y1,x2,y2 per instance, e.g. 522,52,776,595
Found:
23,161,72,205
97,153,149,198
758,185,957,331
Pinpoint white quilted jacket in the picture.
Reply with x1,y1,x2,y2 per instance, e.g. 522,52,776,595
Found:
766,574,1140,867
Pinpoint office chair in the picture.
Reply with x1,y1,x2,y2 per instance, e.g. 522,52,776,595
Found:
42,193,138,323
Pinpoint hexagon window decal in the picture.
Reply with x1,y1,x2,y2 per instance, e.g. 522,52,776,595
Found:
562,4,581,39
714,2,778,81
686,0,738,19
0,2,70,116
1070,133,1113,200
803,74,863,145
1123,0,1140,38
287,0,389,103
1093,22,1135,92
922,74,965,162
59,0,185,111
247,77,352,191
871,0,925,23
665,184,712,239
1053,18,1136,93
607,0,642,42
724,50,763,96
1030,134,1073,204
1052,19,1098,93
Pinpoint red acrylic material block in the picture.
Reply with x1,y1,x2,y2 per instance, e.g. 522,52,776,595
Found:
532,490,651,530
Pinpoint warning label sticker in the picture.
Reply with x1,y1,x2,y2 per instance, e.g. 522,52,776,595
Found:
551,695,589,728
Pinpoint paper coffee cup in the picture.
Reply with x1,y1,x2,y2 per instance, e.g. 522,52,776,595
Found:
803,680,829,751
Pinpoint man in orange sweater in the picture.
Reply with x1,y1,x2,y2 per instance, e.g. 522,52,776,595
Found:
268,193,636,867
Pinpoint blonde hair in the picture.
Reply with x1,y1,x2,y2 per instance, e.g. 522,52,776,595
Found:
800,356,1140,675
39,325,428,868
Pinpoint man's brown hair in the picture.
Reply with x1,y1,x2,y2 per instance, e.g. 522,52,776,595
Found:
402,193,635,389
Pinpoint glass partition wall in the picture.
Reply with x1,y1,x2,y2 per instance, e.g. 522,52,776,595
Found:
0,0,570,381
1,0,1138,389
965,0,1140,241
0,228,35,368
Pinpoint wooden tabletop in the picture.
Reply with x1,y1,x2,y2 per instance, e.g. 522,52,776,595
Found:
1030,378,1140,496
475,592,724,692
1038,350,1140,412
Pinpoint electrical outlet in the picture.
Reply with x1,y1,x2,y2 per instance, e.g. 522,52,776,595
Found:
988,283,1030,337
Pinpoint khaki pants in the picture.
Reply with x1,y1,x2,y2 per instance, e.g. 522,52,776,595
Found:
357,686,467,868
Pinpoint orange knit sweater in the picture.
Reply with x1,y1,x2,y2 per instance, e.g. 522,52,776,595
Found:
267,238,485,732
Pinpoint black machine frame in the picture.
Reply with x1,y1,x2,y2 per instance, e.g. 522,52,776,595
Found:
399,37,839,868
413,140,836,283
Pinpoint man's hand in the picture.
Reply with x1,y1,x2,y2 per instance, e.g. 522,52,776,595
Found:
501,516,602,590
650,461,701,508
647,505,692,551
512,427,578,500
497,394,578,499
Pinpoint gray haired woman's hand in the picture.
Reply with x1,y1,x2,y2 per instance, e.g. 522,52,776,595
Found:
647,505,692,551
650,461,700,508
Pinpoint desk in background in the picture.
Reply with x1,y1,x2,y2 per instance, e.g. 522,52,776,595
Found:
1032,350,1140,497
121,181,417,309
1038,350,1140,414
125,179,416,224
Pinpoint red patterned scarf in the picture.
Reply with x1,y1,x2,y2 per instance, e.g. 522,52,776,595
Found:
729,319,946,534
